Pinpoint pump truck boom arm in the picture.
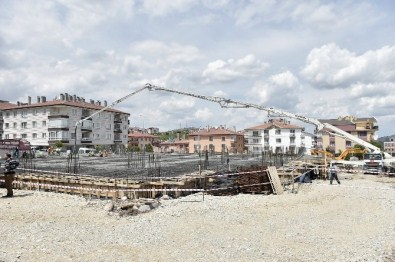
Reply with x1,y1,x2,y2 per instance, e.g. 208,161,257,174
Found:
75,86,147,128
145,83,382,154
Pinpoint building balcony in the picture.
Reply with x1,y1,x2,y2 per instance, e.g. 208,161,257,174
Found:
81,109,91,118
48,137,69,143
48,126,69,131
114,124,122,133
48,115,69,119
114,117,123,123
81,126,92,132
81,137,92,143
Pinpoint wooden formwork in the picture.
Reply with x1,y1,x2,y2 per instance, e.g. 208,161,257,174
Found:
9,173,201,200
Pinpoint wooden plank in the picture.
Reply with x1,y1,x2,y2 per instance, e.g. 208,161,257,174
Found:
267,166,284,195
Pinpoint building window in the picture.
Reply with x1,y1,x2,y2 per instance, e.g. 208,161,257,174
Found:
13,111,17,117
21,122,28,129
5,123,9,129
209,136,213,141
275,129,281,135
13,122,17,128
290,138,295,144
346,141,352,147
222,136,225,141
42,133,46,138
71,109,78,115
42,109,46,115
253,139,259,143
358,131,367,137
105,124,111,130
32,133,37,139
106,134,112,140
276,138,281,143
32,121,37,128
290,129,295,134
42,121,46,127
5,134,9,139
5,112,10,118
71,133,76,139
33,109,38,116
49,119,69,128
13,134,17,139
253,131,259,137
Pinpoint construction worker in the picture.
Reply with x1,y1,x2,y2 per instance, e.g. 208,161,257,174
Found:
2,153,17,197
329,164,341,185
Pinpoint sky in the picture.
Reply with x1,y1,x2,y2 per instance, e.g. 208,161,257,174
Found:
1,0,395,136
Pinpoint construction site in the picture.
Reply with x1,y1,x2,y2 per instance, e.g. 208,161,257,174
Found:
2,83,394,201
8,150,307,199
1,84,395,261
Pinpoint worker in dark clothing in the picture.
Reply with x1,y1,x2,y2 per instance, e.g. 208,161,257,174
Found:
3,153,17,197
329,164,341,185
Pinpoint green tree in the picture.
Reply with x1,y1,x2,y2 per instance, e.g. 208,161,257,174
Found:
54,141,63,149
354,144,365,150
127,144,140,152
145,144,153,152
370,140,383,150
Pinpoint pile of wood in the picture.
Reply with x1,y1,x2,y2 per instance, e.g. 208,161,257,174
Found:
206,166,282,196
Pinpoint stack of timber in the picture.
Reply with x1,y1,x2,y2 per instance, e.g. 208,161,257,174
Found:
206,166,279,196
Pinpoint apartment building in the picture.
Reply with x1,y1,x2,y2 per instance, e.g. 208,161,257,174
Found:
1,94,130,150
158,139,189,153
319,116,378,153
244,118,308,154
187,126,244,154
384,136,395,157
0,100,16,140
128,132,160,151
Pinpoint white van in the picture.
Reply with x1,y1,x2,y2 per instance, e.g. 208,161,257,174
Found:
78,147,94,155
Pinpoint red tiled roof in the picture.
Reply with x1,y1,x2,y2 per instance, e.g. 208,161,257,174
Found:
160,139,189,145
245,120,302,130
128,132,159,138
0,100,129,114
0,101,16,110
189,128,241,136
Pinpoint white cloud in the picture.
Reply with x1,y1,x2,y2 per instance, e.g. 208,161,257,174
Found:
129,40,201,65
233,1,382,30
301,43,395,88
194,108,213,121
0,1,135,46
138,0,196,16
270,70,299,88
159,97,195,110
202,54,269,83
249,70,301,110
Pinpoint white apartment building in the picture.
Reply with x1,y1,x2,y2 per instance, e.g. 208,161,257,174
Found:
384,136,395,157
1,95,130,150
244,118,310,154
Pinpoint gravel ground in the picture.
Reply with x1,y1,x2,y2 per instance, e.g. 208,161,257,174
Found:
1,173,394,262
